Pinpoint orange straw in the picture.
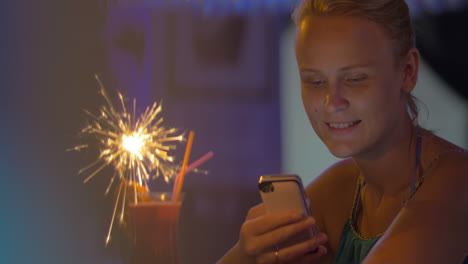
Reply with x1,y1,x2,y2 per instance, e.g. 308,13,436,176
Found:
172,131,195,201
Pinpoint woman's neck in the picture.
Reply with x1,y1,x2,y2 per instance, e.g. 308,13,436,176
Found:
353,123,419,197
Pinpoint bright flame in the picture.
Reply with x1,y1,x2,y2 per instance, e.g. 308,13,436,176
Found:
122,133,147,159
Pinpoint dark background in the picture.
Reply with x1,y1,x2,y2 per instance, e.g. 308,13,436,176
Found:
0,1,280,263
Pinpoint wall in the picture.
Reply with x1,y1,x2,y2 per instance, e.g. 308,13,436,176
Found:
0,1,112,263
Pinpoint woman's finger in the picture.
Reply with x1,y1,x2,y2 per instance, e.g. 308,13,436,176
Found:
245,204,266,220
255,242,327,264
276,233,328,263
245,210,310,237
241,215,314,257
286,245,328,264
251,217,316,250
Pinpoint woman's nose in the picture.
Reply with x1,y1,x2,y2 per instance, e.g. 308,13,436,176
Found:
324,86,349,113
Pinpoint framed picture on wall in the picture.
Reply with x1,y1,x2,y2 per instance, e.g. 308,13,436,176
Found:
107,5,172,106
168,12,276,101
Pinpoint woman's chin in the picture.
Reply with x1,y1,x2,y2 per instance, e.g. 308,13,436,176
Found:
325,143,356,159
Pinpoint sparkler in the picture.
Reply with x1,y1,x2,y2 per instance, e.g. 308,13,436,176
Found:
69,75,185,245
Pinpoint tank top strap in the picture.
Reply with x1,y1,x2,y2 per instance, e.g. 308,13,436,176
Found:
410,135,422,194
406,145,468,203
350,176,365,227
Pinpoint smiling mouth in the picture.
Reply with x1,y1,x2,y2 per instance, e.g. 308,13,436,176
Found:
327,120,361,129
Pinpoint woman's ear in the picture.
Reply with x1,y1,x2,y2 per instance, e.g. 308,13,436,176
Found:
401,48,420,93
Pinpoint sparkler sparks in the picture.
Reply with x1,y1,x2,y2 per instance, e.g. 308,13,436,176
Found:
70,75,185,245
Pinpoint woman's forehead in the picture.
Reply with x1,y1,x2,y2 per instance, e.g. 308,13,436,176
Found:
297,15,389,44
295,15,394,67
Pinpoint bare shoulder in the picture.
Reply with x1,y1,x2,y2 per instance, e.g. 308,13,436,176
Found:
364,136,468,264
425,149,468,189
305,158,360,200
419,133,468,201
304,159,360,257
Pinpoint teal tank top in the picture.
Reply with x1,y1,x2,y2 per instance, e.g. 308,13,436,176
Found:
332,136,468,263
332,221,380,263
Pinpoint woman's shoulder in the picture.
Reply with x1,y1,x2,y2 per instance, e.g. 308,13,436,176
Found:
305,158,360,197
420,132,468,193
364,134,468,263
304,158,360,221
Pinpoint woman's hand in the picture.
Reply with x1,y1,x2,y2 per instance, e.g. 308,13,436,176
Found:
238,204,328,264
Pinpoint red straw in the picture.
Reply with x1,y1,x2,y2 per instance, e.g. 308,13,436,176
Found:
180,151,213,177
172,131,195,201
170,150,213,199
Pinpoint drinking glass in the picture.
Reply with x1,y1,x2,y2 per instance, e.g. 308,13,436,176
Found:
128,192,184,264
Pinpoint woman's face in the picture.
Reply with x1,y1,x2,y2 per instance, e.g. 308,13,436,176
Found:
295,15,413,159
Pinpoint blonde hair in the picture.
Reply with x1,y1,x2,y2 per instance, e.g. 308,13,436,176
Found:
293,0,418,123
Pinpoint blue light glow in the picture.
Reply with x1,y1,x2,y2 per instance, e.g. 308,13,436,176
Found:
110,0,467,17
112,0,299,15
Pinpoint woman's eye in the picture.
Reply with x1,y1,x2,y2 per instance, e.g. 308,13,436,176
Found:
311,80,325,86
300,72,327,88
302,78,326,87
345,75,368,84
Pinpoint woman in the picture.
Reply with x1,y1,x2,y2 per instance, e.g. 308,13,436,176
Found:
217,0,468,263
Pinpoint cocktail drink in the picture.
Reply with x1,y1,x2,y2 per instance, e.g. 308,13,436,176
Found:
128,192,183,264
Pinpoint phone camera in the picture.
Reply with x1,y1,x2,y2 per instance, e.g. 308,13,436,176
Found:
258,182,274,193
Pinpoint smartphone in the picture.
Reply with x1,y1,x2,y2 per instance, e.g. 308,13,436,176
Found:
258,174,317,248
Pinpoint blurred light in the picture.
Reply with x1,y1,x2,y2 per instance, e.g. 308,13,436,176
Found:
111,0,299,15
109,0,467,17
122,133,147,158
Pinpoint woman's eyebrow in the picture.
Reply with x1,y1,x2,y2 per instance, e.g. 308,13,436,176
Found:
339,63,374,72
298,67,321,73
299,63,376,73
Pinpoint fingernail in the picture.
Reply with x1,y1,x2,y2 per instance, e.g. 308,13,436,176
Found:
305,217,315,225
318,233,328,242
321,246,328,255
291,211,305,220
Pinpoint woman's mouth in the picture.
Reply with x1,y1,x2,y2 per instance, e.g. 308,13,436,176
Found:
327,120,361,129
